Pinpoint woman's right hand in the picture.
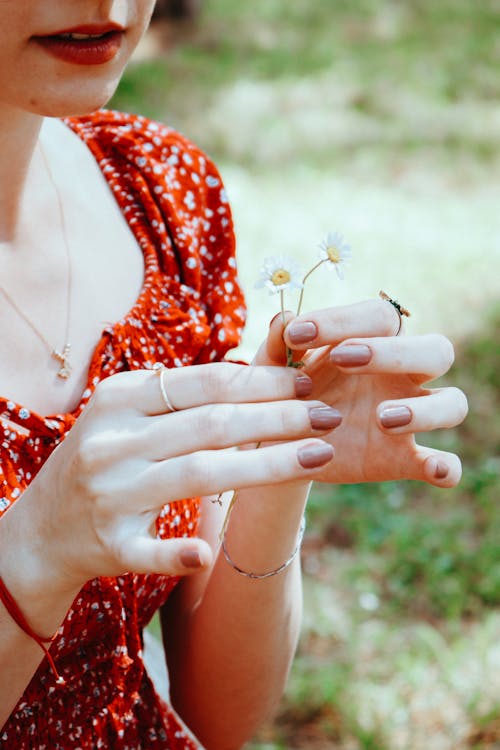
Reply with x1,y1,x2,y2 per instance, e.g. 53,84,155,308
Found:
9,363,340,592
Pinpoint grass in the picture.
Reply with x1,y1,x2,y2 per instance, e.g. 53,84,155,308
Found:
113,0,500,167
114,0,500,350
247,306,500,749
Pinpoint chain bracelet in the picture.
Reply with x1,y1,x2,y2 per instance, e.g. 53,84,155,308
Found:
221,516,306,580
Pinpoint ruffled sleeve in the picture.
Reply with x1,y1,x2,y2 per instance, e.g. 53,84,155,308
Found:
65,110,246,370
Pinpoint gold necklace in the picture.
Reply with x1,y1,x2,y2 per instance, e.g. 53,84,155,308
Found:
0,144,73,379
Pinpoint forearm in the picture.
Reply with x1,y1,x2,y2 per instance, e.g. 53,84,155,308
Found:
0,497,80,729
162,482,309,750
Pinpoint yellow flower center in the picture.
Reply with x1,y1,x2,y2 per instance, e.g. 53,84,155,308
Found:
326,245,341,263
271,268,291,286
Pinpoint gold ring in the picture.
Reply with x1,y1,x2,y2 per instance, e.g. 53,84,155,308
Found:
152,363,178,413
379,291,411,336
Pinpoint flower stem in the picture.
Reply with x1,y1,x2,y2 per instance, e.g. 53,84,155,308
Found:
296,259,327,316
280,290,295,367
280,289,286,325
219,491,236,542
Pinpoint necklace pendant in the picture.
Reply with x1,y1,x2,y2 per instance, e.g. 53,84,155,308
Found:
53,344,72,379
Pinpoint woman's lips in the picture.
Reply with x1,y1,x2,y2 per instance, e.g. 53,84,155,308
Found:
33,30,124,65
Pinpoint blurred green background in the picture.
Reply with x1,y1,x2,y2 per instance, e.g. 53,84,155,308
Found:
114,1,500,748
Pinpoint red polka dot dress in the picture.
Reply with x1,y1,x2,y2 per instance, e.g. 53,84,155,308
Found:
0,111,246,749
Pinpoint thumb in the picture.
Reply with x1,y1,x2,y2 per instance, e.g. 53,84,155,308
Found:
253,311,298,366
413,447,463,489
119,536,213,576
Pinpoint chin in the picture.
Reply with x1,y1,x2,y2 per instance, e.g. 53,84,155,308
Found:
26,81,122,118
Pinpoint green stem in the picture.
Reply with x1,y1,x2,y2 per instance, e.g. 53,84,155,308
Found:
296,259,327,316
280,289,287,325
280,289,295,367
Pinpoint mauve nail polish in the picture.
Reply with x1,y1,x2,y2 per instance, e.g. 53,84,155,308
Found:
309,406,342,430
380,406,412,428
330,344,372,367
180,548,203,568
287,321,318,345
434,461,449,479
297,443,334,468
295,374,313,397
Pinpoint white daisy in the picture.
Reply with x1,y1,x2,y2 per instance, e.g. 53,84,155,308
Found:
255,255,303,295
318,231,352,279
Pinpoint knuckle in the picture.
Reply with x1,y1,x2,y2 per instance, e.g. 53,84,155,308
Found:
202,363,228,402
149,544,171,575
201,404,236,446
255,368,293,402
386,337,404,368
377,299,398,334
121,423,146,455
186,452,216,490
77,470,107,508
110,535,134,571
249,367,283,401
329,309,351,340
77,435,106,473
90,481,121,524
265,448,297,483
91,377,117,411
278,404,304,434
270,366,297,397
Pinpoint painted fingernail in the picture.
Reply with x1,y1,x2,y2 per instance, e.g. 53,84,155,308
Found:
297,442,334,468
434,461,449,479
180,547,203,568
295,374,313,397
380,406,412,428
330,344,372,367
309,406,342,430
287,321,318,345
269,311,286,328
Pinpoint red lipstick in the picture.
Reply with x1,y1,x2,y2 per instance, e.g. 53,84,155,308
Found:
33,25,124,66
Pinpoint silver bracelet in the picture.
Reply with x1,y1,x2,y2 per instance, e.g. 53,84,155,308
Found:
221,516,306,580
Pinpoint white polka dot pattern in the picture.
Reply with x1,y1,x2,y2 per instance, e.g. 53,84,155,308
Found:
0,110,246,749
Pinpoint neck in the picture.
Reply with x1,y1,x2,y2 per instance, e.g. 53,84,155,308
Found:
0,106,44,241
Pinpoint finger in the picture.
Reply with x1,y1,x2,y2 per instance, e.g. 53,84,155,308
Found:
143,439,335,501
283,299,401,350
145,400,342,460
412,447,463,488
153,362,319,415
118,536,213,576
253,311,306,367
377,387,469,434
90,363,313,416
330,334,456,381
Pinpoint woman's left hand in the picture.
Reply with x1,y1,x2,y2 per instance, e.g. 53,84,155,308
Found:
254,299,468,487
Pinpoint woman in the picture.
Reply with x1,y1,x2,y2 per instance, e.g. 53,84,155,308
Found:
0,2,468,749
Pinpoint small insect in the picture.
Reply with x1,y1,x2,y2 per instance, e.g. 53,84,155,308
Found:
379,291,411,318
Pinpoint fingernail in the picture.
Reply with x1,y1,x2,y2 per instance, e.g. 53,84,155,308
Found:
287,321,318,345
330,344,372,367
180,547,203,568
269,311,283,328
434,461,449,479
298,442,334,468
309,406,342,430
295,374,313,397
380,406,412,428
